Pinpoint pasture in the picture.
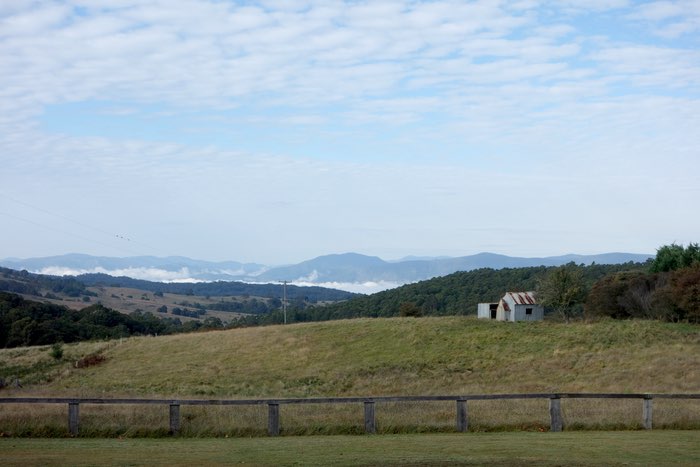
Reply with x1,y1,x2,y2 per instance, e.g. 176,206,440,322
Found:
1,317,698,436
2,431,700,466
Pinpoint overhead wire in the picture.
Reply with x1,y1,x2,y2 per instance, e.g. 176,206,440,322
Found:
0,191,166,257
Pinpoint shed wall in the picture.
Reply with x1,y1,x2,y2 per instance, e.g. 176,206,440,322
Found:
511,304,544,321
496,300,510,321
477,303,491,319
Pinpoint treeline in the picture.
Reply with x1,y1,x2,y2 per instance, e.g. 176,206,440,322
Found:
0,267,95,299
0,292,224,348
586,244,700,322
229,262,650,326
172,297,303,315
77,273,356,302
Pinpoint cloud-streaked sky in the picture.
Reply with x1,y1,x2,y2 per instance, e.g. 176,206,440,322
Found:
1,0,698,264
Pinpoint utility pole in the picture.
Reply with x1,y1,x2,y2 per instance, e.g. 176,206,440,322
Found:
281,280,288,325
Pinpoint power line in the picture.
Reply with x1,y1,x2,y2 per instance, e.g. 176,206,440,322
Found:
0,210,144,256
1,192,118,240
0,192,166,257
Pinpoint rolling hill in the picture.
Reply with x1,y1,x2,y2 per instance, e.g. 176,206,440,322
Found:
2,316,698,436
2,317,698,397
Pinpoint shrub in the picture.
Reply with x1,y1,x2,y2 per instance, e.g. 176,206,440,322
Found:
399,302,422,317
49,343,64,360
75,354,106,368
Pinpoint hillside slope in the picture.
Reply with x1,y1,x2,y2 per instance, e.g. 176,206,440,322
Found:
3,317,698,397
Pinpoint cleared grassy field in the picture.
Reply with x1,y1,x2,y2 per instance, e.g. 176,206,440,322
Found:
1,317,698,435
2,431,699,466
27,286,250,323
3,317,698,396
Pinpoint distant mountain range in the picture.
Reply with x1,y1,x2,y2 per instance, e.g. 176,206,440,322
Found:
0,251,653,293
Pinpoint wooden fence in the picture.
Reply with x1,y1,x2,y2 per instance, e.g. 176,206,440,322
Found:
1,393,699,436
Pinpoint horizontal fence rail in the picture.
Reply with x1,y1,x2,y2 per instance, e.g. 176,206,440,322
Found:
1,393,699,436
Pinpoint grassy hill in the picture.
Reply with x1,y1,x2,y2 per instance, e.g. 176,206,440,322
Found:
2,316,698,436
2,317,698,397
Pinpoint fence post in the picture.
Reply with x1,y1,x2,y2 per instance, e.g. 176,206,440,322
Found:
549,396,563,432
68,402,80,436
456,399,468,432
643,396,653,430
364,401,376,434
268,403,280,436
169,403,180,435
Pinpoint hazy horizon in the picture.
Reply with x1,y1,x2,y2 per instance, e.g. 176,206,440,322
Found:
1,249,654,294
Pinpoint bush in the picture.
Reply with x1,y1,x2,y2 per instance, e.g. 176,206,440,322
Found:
585,265,700,323
399,302,422,317
49,343,64,360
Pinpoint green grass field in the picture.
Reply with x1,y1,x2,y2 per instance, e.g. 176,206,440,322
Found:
2,431,699,466
1,317,698,436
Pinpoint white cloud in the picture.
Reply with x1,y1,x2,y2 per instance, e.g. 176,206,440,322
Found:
627,0,700,37
292,280,404,294
37,266,202,283
631,1,685,21
0,4,70,36
552,0,631,13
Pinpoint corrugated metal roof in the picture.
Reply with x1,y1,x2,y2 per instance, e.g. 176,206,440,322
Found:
500,298,510,311
505,291,537,305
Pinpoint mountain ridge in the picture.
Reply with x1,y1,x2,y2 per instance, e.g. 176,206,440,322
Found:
1,251,653,291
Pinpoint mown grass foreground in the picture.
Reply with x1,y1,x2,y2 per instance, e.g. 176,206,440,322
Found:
2,431,700,466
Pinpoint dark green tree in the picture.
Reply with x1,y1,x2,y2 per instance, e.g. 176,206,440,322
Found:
536,263,586,322
650,243,700,272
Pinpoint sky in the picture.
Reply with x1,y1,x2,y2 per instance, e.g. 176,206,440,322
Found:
1,0,699,265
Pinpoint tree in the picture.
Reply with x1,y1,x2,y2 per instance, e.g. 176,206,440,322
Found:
650,243,700,273
536,263,585,322
585,271,657,320
670,265,700,323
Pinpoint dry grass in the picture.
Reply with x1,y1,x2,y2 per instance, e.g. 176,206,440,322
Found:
2,397,698,437
7,317,694,398
30,286,250,322
89,287,248,323
1,317,699,436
